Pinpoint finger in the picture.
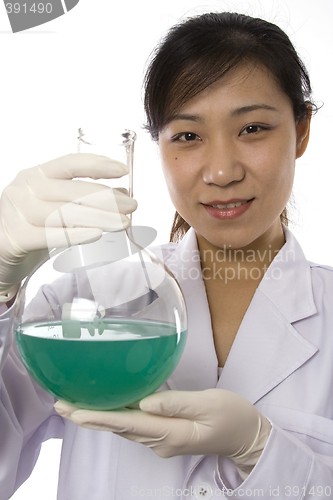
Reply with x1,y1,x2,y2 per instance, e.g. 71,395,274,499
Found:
14,154,128,188
112,432,169,448
57,189,137,215
4,187,135,246
14,226,104,253
65,411,196,460
54,400,81,416
26,178,116,203
49,206,130,231
22,177,134,204
39,153,129,180
47,207,130,232
139,390,207,419
116,188,129,196
68,408,170,438
20,195,136,228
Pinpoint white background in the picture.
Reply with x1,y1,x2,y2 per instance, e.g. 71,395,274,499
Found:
0,0,332,498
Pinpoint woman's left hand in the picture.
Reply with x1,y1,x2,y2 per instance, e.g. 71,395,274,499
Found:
54,388,271,466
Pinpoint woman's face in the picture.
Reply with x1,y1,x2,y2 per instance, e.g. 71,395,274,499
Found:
158,64,310,251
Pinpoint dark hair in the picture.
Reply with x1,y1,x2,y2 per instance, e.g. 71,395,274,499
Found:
143,12,317,242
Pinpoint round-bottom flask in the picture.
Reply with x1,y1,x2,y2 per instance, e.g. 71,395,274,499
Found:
14,130,187,409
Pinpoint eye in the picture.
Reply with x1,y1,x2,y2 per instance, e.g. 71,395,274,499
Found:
172,132,201,142
240,124,269,136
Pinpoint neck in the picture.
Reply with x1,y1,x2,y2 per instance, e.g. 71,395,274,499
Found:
197,224,286,285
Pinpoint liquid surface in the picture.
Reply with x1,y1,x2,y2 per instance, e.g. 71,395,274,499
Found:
16,319,186,410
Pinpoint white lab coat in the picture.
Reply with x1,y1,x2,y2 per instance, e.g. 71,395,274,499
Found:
0,227,333,499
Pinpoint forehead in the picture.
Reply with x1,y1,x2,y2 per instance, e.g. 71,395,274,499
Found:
176,63,290,113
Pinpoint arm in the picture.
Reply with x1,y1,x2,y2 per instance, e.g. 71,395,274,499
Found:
0,153,137,498
0,305,58,499
55,389,333,499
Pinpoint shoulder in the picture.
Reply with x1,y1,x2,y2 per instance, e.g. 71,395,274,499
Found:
283,228,333,291
309,261,333,273
309,260,333,283
309,261,333,301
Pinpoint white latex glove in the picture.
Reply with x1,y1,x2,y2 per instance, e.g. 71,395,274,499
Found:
54,389,271,478
0,153,137,301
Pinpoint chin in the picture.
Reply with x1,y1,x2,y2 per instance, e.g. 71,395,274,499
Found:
197,231,250,251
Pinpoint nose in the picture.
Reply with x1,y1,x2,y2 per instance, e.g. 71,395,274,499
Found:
202,138,245,187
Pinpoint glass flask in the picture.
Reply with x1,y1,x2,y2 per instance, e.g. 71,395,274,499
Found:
14,128,187,410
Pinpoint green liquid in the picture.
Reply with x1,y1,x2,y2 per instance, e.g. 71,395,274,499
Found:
16,319,186,410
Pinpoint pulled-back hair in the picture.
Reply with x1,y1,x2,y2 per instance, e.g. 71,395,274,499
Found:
143,12,317,241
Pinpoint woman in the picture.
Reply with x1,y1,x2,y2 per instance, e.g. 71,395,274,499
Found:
0,12,332,500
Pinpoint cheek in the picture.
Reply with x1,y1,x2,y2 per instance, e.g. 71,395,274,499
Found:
260,135,296,177
160,154,184,200
258,144,296,204
160,149,193,190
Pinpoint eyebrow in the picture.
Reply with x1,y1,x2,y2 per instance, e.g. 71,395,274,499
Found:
165,113,203,124
165,104,278,125
230,104,279,116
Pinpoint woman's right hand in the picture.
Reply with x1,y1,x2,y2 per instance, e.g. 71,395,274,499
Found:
0,153,137,302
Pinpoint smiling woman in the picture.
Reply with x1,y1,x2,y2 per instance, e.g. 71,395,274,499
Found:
143,12,316,241
158,63,310,253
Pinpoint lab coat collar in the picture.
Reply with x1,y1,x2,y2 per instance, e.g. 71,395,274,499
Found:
164,226,318,403
257,225,317,323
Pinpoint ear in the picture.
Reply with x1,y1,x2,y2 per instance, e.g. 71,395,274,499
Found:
296,111,311,159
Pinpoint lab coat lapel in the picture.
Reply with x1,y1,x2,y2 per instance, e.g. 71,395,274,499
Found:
163,230,218,390
218,228,319,403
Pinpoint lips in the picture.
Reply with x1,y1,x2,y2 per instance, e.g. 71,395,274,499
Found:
202,198,254,220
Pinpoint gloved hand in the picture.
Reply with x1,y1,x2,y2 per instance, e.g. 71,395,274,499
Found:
54,388,271,478
0,153,137,301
